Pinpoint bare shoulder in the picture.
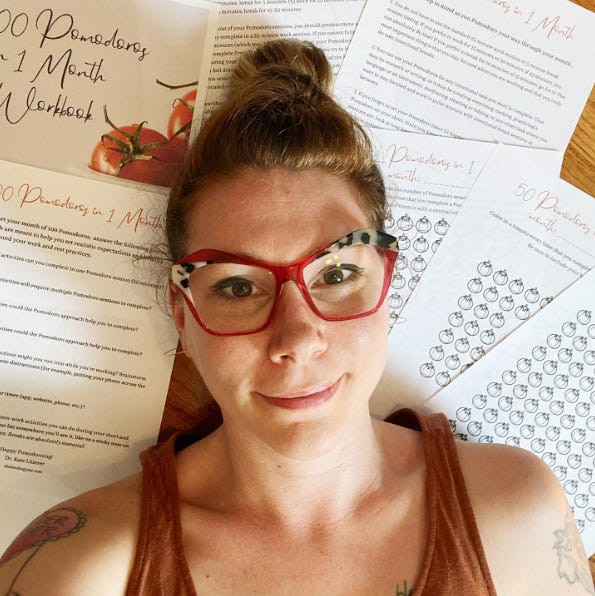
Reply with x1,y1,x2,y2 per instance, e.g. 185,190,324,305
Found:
455,440,594,595
0,473,142,596
455,438,560,510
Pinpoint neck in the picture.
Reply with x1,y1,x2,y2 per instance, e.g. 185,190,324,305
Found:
209,413,392,529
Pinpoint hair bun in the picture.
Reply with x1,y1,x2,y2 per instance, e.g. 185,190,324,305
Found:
166,39,387,265
229,39,334,98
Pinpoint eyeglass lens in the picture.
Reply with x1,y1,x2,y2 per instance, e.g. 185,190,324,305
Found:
187,244,387,334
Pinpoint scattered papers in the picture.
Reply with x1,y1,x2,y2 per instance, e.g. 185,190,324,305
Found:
368,128,563,322
373,145,595,418
424,268,595,555
0,0,593,560
335,0,595,150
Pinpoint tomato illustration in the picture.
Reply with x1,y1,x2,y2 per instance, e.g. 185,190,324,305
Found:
89,107,187,187
167,89,196,139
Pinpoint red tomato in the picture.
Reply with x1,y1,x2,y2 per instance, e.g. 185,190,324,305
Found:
89,122,187,187
167,89,196,139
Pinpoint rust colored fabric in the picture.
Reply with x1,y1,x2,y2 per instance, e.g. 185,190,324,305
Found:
126,408,496,595
125,431,197,596
385,408,497,595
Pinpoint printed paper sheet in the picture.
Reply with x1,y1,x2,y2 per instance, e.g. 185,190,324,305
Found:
335,0,595,150
368,128,563,323
372,144,595,418
0,0,218,185
0,159,178,552
424,269,595,555
202,0,365,117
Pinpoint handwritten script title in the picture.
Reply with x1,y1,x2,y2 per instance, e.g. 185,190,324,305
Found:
0,7,151,127
1,178,163,235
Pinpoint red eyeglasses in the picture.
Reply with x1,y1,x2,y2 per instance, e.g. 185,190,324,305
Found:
171,229,398,336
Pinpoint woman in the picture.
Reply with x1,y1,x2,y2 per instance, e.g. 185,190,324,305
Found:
0,40,592,595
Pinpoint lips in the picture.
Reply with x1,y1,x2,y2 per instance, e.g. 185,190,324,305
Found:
260,377,342,410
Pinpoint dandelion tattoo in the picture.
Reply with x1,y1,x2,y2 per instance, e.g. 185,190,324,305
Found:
553,510,594,595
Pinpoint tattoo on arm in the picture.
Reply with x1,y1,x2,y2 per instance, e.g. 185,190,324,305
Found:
553,510,594,595
395,580,413,596
0,507,86,596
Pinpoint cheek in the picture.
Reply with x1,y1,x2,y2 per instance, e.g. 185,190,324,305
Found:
339,307,389,376
185,328,260,399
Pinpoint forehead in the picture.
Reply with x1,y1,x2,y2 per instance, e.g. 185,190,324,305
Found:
185,167,370,262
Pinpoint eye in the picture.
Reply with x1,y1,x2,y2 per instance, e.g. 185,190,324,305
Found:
321,264,363,285
212,277,259,298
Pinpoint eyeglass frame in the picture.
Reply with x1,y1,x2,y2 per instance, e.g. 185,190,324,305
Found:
170,228,399,337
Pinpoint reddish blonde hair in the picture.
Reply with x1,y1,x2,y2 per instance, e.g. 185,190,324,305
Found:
166,39,387,262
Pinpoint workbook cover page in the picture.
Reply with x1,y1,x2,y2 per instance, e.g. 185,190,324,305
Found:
0,0,218,187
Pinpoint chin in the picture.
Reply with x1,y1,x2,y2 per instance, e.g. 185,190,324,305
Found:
264,397,373,461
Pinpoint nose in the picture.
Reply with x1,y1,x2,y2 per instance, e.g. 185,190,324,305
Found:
266,281,327,364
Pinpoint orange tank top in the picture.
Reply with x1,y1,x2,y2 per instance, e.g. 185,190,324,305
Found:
126,408,497,595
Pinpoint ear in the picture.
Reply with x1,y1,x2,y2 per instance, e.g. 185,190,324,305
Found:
169,281,188,353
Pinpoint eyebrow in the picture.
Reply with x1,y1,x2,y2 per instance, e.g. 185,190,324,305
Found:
188,238,341,265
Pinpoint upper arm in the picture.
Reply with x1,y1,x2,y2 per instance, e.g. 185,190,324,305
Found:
457,441,594,595
0,481,140,596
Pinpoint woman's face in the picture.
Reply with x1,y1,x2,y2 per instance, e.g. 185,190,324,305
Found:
172,167,389,457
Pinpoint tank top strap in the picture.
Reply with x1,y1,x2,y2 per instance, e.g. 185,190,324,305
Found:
385,408,497,595
126,433,197,596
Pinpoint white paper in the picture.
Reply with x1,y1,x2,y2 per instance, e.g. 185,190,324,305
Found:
372,144,595,418
0,0,218,184
422,269,595,556
368,128,563,324
202,0,365,118
335,0,595,150
0,160,178,552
